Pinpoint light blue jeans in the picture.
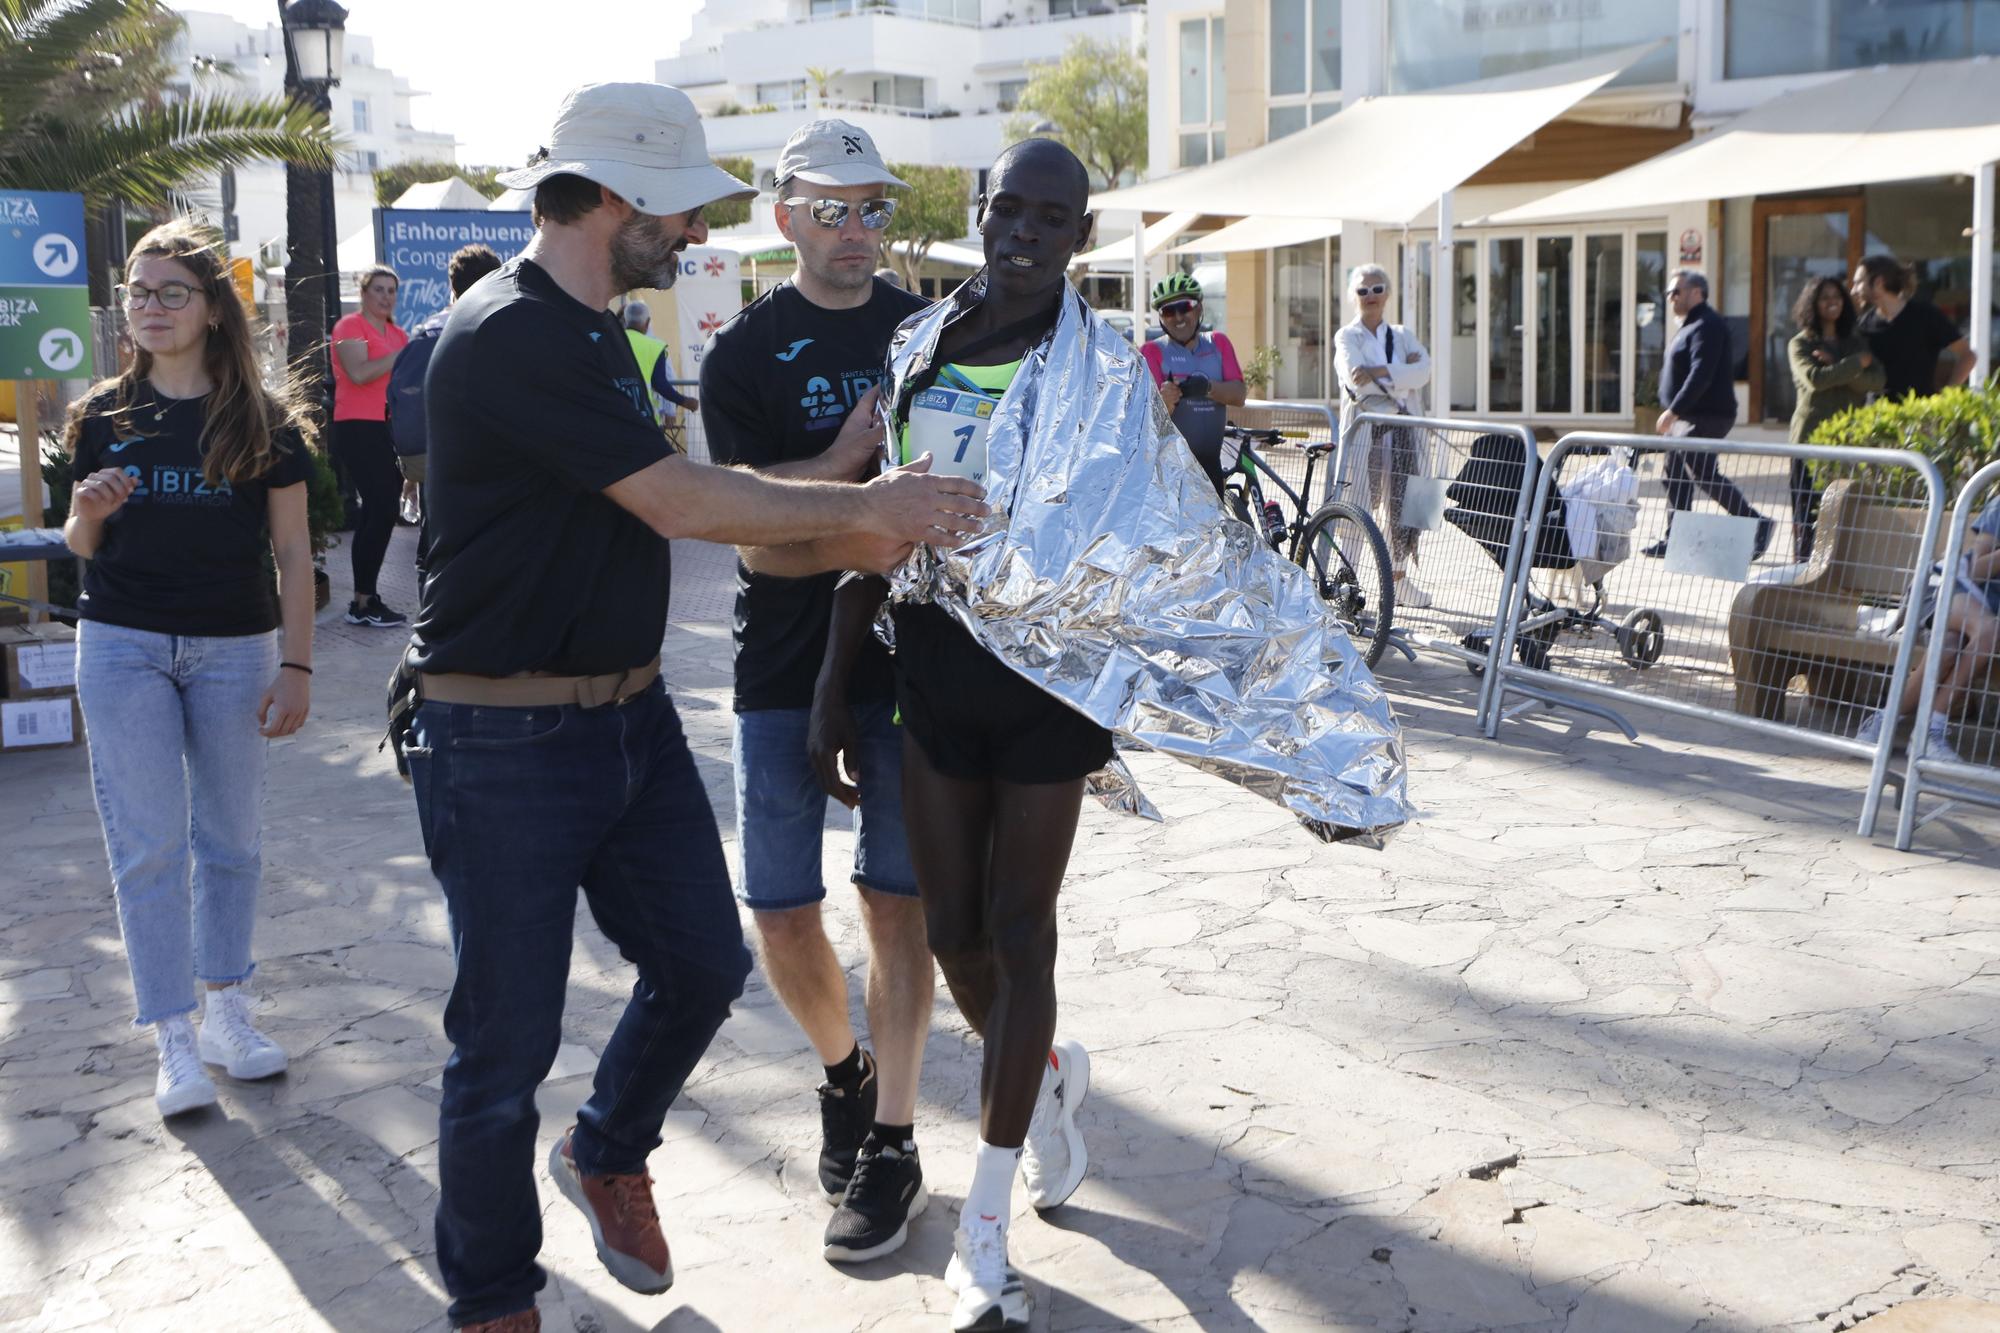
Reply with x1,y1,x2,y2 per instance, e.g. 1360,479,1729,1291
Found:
75,620,278,1025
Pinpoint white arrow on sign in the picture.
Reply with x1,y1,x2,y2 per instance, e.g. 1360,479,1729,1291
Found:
32,233,79,279
39,328,84,373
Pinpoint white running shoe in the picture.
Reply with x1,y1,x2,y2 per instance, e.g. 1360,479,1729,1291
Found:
1923,715,1963,764
949,1215,1031,1331
1395,576,1434,610
1855,708,1891,747
155,1015,219,1118
1019,1038,1090,1212
199,985,288,1080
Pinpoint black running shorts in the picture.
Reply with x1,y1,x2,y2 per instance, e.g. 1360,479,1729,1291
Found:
892,603,1114,785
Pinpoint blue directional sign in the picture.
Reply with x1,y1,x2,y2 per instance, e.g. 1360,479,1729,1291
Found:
1,189,94,380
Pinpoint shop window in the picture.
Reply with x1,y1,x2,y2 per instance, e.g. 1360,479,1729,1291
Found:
1389,0,1677,92
1536,236,1574,415
1584,235,1623,414
1634,231,1668,413
1274,239,1328,398
1726,0,2000,80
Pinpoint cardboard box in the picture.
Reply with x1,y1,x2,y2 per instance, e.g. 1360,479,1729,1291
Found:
1,695,81,750
0,623,77,698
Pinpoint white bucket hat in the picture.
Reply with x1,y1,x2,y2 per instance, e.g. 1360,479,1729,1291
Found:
776,120,908,191
498,82,755,217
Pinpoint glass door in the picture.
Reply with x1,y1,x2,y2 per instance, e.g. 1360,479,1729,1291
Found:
1750,195,1865,423
1488,237,1525,412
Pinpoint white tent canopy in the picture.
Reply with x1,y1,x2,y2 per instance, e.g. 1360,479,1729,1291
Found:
1168,215,1339,255
1070,210,1202,270
1088,41,1662,225
389,177,493,211
1485,55,2000,224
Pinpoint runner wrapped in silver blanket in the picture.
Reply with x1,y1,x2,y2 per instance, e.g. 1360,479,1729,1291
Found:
880,275,1412,847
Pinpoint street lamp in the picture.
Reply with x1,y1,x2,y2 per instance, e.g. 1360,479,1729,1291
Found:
279,0,346,420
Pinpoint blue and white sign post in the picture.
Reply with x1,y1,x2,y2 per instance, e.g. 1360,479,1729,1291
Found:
372,209,536,328
2,188,94,612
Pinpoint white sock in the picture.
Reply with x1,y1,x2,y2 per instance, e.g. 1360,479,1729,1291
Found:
964,1140,1020,1224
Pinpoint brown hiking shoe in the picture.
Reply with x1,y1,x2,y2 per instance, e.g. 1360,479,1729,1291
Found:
458,1310,539,1332
547,1126,674,1294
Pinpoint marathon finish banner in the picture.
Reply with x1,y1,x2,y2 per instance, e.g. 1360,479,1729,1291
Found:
372,209,536,327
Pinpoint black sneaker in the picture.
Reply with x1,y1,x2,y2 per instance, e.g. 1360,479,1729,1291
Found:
815,1049,876,1202
1751,515,1776,562
822,1140,927,1263
1641,538,1670,559
344,595,408,627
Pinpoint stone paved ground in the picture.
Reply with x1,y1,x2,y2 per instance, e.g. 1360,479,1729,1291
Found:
3,525,1998,1333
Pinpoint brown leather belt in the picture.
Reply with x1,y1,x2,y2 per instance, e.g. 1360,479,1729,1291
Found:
417,657,661,709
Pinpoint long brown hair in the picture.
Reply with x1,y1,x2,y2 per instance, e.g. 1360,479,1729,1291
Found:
66,219,315,487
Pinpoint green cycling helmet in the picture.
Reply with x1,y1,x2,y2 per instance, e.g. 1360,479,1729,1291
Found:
1150,272,1202,309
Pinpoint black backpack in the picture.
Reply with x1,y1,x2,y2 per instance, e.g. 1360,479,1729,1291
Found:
387,317,444,457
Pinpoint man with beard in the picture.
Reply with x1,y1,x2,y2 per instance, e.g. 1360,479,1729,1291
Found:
700,120,933,1266
406,84,987,1333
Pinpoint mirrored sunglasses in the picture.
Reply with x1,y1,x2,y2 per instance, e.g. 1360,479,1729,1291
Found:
119,282,200,311
1354,283,1388,297
783,196,898,230
1159,299,1199,318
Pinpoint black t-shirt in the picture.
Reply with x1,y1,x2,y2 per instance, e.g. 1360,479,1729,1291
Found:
410,258,672,677
1863,299,1961,401
69,386,312,636
701,278,927,712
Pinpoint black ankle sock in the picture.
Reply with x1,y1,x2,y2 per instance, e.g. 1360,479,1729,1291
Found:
866,1122,915,1151
824,1044,864,1086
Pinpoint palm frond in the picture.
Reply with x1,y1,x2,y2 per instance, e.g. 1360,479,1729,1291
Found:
0,96,340,207
0,0,154,132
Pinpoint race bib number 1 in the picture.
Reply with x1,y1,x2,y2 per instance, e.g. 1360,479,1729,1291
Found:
906,386,995,485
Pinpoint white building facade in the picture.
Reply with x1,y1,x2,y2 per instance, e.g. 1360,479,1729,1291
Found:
1143,0,2000,427
657,0,1147,193
167,9,457,297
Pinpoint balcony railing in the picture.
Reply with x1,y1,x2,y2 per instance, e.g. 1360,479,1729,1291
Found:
715,95,972,121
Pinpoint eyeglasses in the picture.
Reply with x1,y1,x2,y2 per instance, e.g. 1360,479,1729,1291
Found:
1158,299,1198,318
120,282,202,311
1354,283,1387,297
782,196,898,230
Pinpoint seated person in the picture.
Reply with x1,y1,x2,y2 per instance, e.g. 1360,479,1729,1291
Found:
1857,496,2000,762
1139,272,1245,494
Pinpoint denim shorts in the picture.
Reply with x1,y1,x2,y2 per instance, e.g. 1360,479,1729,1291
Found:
731,700,918,910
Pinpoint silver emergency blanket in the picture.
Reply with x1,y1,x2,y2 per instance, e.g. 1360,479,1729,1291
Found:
880,275,1411,847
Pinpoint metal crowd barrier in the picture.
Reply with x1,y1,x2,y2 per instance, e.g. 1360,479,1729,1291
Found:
664,380,710,463
1895,459,2000,848
1334,411,1541,720
1484,432,1945,837
1233,399,1339,509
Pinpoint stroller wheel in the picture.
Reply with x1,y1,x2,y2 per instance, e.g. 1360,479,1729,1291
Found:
1461,632,1490,677
1617,608,1666,667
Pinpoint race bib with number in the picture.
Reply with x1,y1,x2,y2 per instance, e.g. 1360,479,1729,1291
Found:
906,385,996,484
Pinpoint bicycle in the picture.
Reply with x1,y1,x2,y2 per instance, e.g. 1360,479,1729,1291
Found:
1220,425,1396,668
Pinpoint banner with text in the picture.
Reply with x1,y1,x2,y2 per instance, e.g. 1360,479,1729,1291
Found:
671,247,742,379
373,209,536,327
1,189,93,381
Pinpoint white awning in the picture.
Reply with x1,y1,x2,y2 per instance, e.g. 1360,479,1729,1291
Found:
1088,42,1664,225
1167,216,1340,255
1485,55,2000,224
1069,210,1203,270
389,178,493,211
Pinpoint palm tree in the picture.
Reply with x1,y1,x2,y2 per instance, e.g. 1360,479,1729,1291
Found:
1,0,338,209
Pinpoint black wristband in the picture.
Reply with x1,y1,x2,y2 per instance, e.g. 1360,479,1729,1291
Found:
281,661,313,675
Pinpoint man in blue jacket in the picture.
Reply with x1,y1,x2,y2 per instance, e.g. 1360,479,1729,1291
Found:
1644,269,1772,560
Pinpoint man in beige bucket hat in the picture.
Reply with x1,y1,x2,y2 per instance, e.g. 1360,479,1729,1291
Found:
401,83,987,1333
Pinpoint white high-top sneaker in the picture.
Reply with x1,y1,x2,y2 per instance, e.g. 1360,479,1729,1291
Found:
154,1014,219,1118
198,985,288,1079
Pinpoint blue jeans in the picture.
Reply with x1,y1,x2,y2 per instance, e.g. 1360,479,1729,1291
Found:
75,620,277,1026
731,701,918,911
407,680,751,1327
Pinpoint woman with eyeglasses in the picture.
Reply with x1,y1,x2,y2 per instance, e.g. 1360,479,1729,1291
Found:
63,220,318,1119
330,264,410,627
1333,264,1434,608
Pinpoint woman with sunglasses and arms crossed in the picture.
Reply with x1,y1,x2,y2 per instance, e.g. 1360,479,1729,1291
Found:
64,220,317,1119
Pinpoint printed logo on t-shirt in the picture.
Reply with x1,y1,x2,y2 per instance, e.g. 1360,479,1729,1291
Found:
119,462,232,505
800,369,883,430
776,338,814,362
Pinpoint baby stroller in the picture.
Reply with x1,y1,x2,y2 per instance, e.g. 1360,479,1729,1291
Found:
1445,433,1665,672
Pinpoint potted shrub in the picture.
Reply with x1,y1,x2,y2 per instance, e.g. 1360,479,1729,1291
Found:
1809,381,2000,496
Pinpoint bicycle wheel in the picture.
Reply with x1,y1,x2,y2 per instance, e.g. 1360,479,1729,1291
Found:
1297,500,1395,669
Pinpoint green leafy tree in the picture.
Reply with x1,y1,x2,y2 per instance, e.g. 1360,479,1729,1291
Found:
707,155,755,230
0,0,338,208
882,161,970,288
373,158,508,206
1002,36,1147,189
